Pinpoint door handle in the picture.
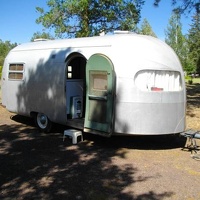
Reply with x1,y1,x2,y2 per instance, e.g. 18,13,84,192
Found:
88,95,107,101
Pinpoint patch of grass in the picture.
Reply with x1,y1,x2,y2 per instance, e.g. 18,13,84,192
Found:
192,78,200,84
185,77,200,84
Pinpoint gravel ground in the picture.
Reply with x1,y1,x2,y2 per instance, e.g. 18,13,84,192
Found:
0,82,200,200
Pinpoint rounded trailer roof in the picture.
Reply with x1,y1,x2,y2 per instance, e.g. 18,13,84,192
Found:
108,34,182,77
11,33,182,76
12,32,172,54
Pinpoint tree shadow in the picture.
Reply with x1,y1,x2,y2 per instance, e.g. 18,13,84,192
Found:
83,133,186,150
10,113,186,151
0,122,175,200
186,83,200,118
186,83,200,108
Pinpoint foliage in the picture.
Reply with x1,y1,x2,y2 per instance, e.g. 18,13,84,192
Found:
0,65,2,79
0,40,17,66
138,18,157,37
165,11,191,72
31,32,55,41
154,0,199,14
36,0,145,38
164,9,200,74
187,10,200,74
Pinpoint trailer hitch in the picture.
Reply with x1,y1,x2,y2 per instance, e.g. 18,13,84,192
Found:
180,129,200,153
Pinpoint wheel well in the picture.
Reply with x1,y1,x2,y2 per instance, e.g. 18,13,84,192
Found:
30,111,37,118
30,112,52,122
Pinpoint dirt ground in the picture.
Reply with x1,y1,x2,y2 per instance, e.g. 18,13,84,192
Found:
0,82,200,200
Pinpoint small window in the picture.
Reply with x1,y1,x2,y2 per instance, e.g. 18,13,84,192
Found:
135,70,182,92
66,65,81,79
8,72,23,80
8,63,24,80
67,66,72,79
92,74,107,90
9,64,24,71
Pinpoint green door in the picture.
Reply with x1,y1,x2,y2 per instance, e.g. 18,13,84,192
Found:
84,54,115,136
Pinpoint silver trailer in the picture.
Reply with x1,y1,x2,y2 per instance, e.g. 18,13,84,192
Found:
1,32,186,137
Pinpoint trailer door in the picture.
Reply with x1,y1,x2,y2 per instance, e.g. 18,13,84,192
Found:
84,54,115,137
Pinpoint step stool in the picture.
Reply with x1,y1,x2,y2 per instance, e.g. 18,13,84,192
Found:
63,129,83,144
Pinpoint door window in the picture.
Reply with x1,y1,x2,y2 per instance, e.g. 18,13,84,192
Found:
91,72,107,91
89,71,108,96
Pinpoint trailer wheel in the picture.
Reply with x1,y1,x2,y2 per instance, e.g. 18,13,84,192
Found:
35,113,52,133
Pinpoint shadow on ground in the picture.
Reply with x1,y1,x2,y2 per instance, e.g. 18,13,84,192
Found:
0,113,186,199
11,114,186,151
186,83,200,108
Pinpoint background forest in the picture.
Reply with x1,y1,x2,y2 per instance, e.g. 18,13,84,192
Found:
0,0,199,77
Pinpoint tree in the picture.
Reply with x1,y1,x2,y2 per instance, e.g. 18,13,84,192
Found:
31,32,54,42
138,18,157,37
0,40,17,66
165,11,190,72
154,0,199,14
187,8,200,74
36,0,144,38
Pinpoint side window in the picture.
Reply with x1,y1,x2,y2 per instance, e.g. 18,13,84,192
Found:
134,70,182,92
8,64,24,80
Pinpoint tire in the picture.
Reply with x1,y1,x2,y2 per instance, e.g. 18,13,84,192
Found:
35,113,52,133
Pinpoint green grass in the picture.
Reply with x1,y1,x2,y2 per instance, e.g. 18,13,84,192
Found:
185,77,200,84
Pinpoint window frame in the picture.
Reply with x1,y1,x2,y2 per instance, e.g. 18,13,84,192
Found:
134,69,182,92
8,63,25,81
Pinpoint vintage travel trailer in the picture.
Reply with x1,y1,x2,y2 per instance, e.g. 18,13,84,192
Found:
1,32,186,137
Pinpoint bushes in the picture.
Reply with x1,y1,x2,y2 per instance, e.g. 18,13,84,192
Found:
185,75,193,84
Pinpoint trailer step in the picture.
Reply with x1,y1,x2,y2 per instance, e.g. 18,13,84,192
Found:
63,129,83,144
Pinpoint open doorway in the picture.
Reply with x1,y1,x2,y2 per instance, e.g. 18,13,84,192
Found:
65,53,87,128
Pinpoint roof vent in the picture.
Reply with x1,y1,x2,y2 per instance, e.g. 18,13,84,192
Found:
99,31,105,36
33,38,49,42
114,30,131,34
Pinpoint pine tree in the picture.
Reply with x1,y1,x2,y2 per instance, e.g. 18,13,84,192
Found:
139,18,157,37
154,0,199,14
165,11,189,72
36,0,144,38
188,6,200,74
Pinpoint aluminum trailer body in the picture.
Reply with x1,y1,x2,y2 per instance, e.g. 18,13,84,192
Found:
1,33,186,136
